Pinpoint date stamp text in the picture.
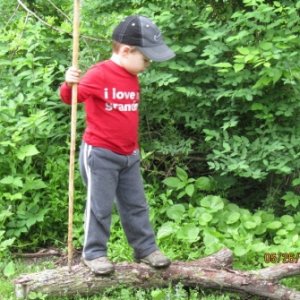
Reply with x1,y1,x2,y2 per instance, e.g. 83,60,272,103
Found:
264,252,300,263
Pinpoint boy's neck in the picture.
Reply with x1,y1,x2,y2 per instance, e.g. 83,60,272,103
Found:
110,53,121,66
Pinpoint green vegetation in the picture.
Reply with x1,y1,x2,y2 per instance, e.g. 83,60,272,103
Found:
1,0,300,299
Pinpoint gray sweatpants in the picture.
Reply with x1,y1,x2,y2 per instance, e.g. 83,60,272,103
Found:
79,142,158,260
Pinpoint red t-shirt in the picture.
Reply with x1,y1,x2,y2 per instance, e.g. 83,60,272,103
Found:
60,60,140,155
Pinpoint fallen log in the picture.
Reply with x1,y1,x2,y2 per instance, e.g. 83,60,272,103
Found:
14,248,300,299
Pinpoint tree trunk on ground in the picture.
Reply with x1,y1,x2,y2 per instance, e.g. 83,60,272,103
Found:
14,248,300,299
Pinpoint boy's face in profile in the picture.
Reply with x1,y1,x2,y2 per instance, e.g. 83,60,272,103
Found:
119,46,151,75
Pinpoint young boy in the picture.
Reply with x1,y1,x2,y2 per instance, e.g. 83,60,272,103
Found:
60,15,175,275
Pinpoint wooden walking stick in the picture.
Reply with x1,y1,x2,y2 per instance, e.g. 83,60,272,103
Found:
68,0,80,272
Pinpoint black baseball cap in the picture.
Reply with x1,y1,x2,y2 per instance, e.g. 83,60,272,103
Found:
112,15,175,62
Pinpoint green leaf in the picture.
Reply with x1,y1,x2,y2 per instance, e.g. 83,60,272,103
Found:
227,203,240,212
292,234,299,243
282,192,300,208
182,45,196,53
176,167,188,181
226,212,240,224
234,64,245,72
177,190,186,199
176,224,200,243
234,245,248,257
0,210,13,222
271,68,282,84
166,204,185,221
3,261,15,277
252,215,262,225
163,177,181,188
273,236,283,245
151,290,165,300
200,195,224,212
244,221,257,229
280,215,294,225
286,223,296,231
251,242,267,252
267,221,282,230
276,229,288,236
16,145,39,160
0,176,23,187
60,21,72,33
157,222,176,239
255,225,267,235
203,231,219,247
23,179,47,191
258,212,275,222
237,47,250,55
259,42,273,50
0,238,15,249
253,75,272,89
292,178,300,186
251,103,266,111
3,192,22,200
195,177,213,191
222,142,231,152
199,212,213,225
185,184,194,197
214,62,232,68
28,292,47,300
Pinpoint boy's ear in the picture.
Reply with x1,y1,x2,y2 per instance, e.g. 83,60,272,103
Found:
119,45,131,56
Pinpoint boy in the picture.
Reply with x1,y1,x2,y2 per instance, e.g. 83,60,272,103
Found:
60,15,175,275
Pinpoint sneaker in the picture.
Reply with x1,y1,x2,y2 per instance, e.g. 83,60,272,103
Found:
82,256,114,275
137,250,171,268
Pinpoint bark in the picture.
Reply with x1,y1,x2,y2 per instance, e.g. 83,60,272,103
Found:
14,248,300,300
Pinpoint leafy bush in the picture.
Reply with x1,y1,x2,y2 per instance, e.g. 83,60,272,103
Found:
0,4,79,254
138,1,300,186
159,167,300,266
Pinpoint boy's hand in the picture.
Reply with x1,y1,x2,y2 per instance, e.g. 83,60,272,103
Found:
65,67,81,87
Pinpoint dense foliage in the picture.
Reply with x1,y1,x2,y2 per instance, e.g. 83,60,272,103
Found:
0,0,300,297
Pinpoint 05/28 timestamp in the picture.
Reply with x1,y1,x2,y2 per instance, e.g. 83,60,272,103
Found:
264,252,300,263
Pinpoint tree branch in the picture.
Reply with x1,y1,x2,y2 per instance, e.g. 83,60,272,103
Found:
17,0,104,42
5,3,21,29
46,0,72,22
253,263,300,282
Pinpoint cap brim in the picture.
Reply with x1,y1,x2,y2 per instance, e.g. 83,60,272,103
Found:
136,44,175,62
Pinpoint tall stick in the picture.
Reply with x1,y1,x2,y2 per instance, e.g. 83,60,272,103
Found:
68,0,80,272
